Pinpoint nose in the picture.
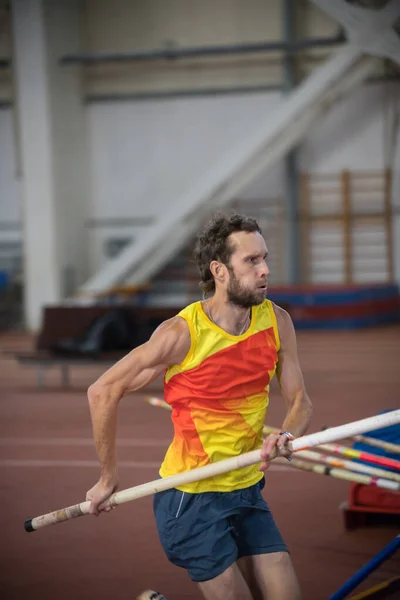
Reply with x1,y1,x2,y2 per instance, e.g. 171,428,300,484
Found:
260,260,270,278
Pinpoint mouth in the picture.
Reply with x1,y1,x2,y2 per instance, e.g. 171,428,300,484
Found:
258,284,268,292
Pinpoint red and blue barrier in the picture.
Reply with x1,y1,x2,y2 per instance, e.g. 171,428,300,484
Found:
268,284,400,329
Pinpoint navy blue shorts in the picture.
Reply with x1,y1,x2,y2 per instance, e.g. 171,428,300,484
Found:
153,477,287,582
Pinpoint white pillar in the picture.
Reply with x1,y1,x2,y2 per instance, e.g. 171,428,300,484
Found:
11,0,88,330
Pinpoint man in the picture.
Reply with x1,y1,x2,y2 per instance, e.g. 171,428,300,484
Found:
86,213,313,600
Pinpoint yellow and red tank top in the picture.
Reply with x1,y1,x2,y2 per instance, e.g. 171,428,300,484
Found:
159,299,280,493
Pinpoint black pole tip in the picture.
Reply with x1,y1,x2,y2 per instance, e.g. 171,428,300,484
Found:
24,519,35,532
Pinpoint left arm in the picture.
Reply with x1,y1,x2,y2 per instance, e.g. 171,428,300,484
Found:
275,303,313,437
259,304,313,470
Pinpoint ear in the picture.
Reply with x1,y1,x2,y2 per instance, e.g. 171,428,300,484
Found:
210,260,227,283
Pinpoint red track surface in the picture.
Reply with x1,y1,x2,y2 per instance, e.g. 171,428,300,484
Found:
1,327,400,599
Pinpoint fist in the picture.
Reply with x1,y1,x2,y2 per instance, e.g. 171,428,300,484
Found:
86,478,118,516
259,431,294,471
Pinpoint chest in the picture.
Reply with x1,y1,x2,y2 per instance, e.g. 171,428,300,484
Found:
182,329,278,398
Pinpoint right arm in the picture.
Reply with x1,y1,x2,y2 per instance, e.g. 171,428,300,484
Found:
86,316,191,514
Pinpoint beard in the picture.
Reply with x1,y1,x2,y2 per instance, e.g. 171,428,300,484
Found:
227,269,266,308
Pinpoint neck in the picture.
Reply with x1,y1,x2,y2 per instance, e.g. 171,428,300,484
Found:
204,295,251,336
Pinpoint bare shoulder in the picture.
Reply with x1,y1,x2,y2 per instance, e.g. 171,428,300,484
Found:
270,302,296,346
148,315,191,364
89,315,191,393
151,315,190,340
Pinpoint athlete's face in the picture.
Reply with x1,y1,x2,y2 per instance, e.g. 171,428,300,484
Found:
225,231,270,308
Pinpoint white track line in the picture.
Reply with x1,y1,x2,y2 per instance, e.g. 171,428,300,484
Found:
0,459,292,472
0,459,161,468
0,438,171,447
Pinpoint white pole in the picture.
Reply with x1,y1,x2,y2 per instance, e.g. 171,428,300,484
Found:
25,409,400,532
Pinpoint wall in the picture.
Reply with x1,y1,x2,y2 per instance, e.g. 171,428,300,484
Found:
301,81,399,284
0,0,398,299
300,82,389,172
0,0,340,102
81,0,339,97
44,0,89,293
0,2,12,103
86,91,283,273
2,1,89,287
9,0,90,329
0,107,20,224
0,107,22,274
85,80,399,282
1,79,399,285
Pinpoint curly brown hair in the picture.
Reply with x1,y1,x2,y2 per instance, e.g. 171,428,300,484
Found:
193,212,262,295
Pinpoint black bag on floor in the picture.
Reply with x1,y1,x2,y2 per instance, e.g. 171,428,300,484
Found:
52,308,137,356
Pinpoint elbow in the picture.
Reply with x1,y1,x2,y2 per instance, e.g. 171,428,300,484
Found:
87,380,123,409
304,393,313,421
87,382,101,408
308,401,314,420
294,389,312,420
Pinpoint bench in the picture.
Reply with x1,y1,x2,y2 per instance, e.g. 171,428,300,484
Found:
13,304,181,388
14,349,126,388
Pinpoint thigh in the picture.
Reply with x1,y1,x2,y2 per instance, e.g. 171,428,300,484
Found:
153,487,238,583
234,482,287,558
238,552,302,600
198,562,253,600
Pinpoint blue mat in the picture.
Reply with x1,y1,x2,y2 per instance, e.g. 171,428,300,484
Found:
353,410,400,472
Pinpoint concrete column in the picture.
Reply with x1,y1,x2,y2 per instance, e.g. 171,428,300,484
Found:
282,0,300,284
11,0,88,330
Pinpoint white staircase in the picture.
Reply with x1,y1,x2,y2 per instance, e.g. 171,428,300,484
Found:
79,46,379,297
